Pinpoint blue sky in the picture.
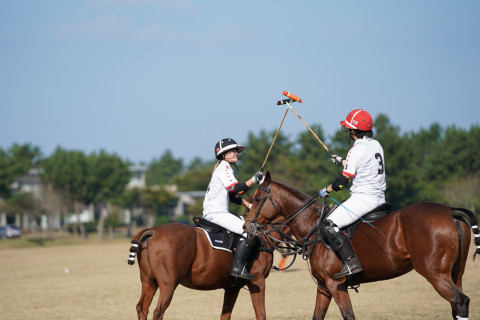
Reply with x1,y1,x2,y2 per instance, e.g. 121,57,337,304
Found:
1,1,479,165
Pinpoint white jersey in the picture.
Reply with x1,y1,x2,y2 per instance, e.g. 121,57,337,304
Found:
203,160,238,217
343,137,386,197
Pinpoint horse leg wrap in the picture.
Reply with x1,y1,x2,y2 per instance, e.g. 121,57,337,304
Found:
128,241,140,265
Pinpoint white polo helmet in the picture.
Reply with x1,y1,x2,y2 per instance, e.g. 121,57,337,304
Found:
214,138,245,160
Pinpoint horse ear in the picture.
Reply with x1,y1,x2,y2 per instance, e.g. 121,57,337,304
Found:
265,170,272,181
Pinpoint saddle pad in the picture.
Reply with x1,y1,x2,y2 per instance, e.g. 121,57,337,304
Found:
197,228,232,252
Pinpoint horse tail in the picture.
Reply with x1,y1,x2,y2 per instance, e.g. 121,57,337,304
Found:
451,207,480,260
127,228,155,265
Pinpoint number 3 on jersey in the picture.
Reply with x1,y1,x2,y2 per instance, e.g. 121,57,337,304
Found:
375,153,384,174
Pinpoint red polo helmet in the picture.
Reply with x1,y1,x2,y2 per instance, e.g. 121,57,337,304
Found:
340,109,373,131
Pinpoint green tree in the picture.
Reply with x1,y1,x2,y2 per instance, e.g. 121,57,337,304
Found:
405,123,445,203
41,147,89,237
240,129,294,186
424,125,480,210
0,193,39,227
329,128,351,158
426,125,479,181
173,157,213,191
85,150,130,239
443,175,480,212
294,124,333,192
140,186,178,227
374,114,415,209
146,150,183,186
0,143,42,198
113,187,142,236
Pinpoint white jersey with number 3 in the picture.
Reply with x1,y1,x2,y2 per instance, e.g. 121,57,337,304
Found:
343,137,386,197
328,136,387,228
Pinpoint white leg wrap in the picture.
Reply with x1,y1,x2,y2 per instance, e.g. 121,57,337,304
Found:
456,316,468,320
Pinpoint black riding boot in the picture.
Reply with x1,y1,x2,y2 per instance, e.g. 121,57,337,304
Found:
230,238,255,280
320,219,363,279
333,236,363,278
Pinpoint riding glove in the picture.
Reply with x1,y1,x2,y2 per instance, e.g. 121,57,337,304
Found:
319,187,329,198
252,171,264,184
330,154,344,166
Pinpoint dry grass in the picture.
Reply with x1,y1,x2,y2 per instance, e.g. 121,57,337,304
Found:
1,239,479,320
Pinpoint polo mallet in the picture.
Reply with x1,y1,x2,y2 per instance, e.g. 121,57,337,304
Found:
278,91,332,156
261,91,302,171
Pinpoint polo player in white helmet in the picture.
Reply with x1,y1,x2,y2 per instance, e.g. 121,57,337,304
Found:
203,138,264,280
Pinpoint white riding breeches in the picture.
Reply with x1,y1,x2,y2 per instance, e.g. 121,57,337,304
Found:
327,193,385,229
204,212,246,236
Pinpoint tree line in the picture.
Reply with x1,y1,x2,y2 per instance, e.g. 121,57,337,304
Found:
1,114,478,237
172,114,479,213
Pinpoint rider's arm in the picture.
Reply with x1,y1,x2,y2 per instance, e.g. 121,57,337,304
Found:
242,198,252,210
232,178,254,195
325,173,351,193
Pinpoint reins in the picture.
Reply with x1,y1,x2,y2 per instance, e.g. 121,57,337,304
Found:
248,182,329,261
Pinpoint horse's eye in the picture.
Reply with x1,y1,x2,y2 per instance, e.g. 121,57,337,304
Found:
255,198,261,202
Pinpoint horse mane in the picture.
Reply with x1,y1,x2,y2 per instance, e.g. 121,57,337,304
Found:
262,171,323,219
272,179,315,202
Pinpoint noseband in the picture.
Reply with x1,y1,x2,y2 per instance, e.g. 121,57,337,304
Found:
248,181,326,260
249,182,277,227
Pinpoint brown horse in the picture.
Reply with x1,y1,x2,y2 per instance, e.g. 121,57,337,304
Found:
245,171,480,320
127,218,285,320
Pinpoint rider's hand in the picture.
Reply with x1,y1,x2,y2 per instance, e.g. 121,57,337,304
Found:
319,187,330,198
330,154,344,166
252,171,264,184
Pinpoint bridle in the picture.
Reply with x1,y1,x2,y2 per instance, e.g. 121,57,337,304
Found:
247,181,328,260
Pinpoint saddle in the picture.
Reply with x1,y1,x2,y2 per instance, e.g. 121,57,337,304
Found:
193,217,240,252
323,202,392,240
343,203,392,239
192,217,272,256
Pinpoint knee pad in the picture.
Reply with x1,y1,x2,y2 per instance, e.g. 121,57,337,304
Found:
320,220,340,234
320,220,345,251
241,232,255,246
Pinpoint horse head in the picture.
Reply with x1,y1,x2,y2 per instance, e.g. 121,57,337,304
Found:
245,171,318,238
245,171,279,230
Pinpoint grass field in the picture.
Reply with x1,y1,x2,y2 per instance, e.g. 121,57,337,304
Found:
1,236,479,320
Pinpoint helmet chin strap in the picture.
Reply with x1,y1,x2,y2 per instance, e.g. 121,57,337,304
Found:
347,129,358,144
222,154,239,170
223,153,234,163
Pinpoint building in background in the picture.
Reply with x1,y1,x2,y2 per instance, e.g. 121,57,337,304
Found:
2,165,205,232
126,165,147,189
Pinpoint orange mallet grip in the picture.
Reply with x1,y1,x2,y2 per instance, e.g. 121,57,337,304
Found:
282,91,302,103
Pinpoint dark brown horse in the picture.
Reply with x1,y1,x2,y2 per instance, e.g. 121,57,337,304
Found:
127,218,285,320
245,171,480,320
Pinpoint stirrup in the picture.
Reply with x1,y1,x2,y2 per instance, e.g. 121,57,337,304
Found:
334,263,363,279
231,267,255,280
